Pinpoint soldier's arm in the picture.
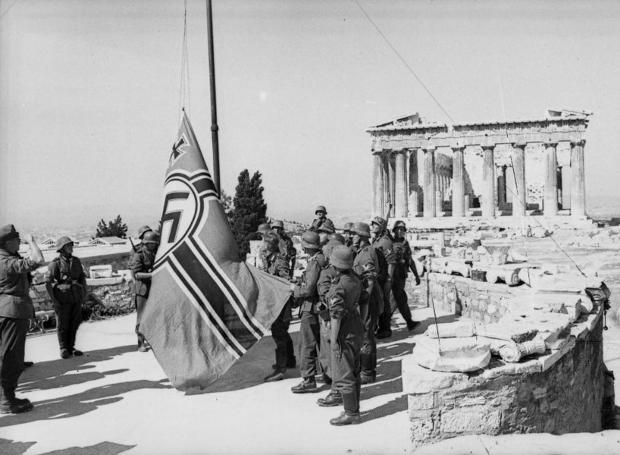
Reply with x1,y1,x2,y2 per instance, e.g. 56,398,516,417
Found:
293,260,320,299
44,261,59,305
24,234,44,265
329,287,345,344
316,268,332,300
275,256,290,279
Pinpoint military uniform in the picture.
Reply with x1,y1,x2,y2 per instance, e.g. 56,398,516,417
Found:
278,231,297,279
310,217,335,234
263,250,295,374
389,238,420,330
46,253,87,355
291,250,326,391
129,243,156,349
352,242,381,382
373,233,399,337
0,246,39,410
327,268,363,423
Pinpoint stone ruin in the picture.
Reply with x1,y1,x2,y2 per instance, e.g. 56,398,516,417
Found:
402,236,614,447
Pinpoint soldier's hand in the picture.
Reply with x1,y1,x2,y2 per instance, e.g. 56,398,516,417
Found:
289,283,296,292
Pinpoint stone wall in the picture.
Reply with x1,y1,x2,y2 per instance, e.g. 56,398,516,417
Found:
403,312,604,445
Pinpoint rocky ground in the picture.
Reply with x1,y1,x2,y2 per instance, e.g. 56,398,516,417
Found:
1,236,620,455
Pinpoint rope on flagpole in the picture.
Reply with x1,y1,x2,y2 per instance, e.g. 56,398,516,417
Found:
178,0,191,121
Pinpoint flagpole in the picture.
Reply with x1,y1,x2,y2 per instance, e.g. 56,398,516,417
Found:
206,0,221,195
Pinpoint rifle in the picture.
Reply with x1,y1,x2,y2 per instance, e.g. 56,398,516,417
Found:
129,237,138,253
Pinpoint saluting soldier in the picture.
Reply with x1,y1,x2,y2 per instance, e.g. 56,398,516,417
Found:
129,230,160,352
388,220,421,331
310,205,335,235
0,225,43,414
290,231,326,393
371,217,398,339
262,232,296,381
271,220,297,279
325,245,363,426
45,236,87,359
351,222,381,384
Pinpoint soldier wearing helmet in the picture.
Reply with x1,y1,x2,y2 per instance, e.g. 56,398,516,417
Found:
342,222,354,247
129,230,160,352
262,231,296,382
290,230,327,394
378,221,421,336
350,222,382,384
137,225,153,240
271,220,297,279
0,225,43,414
370,217,397,340
323,245,363,426
45,236,87,359
310,205,335,235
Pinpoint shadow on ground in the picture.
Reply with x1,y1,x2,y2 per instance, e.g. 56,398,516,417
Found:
19,345,137,392
0,438,134,455
362,313,457,423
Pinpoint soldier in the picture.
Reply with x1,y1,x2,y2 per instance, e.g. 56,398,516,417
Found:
137,225,153,240
262,232,296,382
386,220,421,332
342,222,354,247
290,231,326,393
325,245,363,425
256,223,271,239
351,222,381,384
0,225,43,414
322,232,345,260
129,230,160,352
45,236,87,359
371,217,398,340
271,220,297,279
310,205,335,235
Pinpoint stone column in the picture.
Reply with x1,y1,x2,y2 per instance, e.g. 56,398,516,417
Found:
452,146,465,217
481,145,496,218
372,153,383,218
423,147,436,218
394,151,408,218
511,143,527,217
561,165,571,209
388,154,396,214
408,149,420,216
544,142,558,216
498,165,507,209
571,140,586,217
381,155,389,218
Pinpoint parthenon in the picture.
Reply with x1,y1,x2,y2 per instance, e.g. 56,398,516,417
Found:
367,109,591,224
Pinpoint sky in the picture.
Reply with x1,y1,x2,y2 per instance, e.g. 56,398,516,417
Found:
1,0,620,231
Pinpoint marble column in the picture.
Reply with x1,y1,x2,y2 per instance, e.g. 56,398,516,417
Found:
498,165,507,209
388,154,396,214
381,155,389,218
571,140,586,217
511,143,527,217
372,153,383,218
423,147,436,218
452,146,465,217
395,151,408,217
561,165,571,209
544,142,558,216
408,149,420,216
481,145,496,218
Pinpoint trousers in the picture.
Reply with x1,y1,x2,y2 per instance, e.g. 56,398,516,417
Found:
0,317,28,397
54,299,82,350
299,311,321,378
135,295,147,345
271,302,294,370
331,331,361,415
377,277,413,332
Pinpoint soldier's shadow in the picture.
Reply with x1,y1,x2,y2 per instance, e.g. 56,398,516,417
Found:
361,313,456,423
0,438,135,455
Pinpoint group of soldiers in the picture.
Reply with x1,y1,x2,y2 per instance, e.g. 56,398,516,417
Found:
257,205,421,426
0,223,160,415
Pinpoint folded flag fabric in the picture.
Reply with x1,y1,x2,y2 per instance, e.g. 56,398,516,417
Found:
140,111,291,391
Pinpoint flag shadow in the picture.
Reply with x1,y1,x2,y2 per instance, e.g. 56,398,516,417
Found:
0,379,170,428
19,345,137,393
0,438,134,455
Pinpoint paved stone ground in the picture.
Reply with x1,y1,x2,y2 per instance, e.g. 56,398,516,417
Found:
2,239,620,454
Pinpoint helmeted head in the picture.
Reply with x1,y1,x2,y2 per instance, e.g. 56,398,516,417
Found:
256,223,271,238
315,205,327,218
328,233,345,244
0,224,20,253
371,216,387,235
137,225,153,240
301,230,320,251
263,231,280,253
271,220,284,232
343,222,354,237
142,231,160,251
392,220,407,238
352,222,371,247
330,245,354,271
55,236,74,255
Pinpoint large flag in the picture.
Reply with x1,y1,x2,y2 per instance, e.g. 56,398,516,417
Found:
140,111,292,391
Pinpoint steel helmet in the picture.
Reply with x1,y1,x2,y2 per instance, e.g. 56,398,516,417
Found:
330,245,354,270
301,230,320,249
256,223,271,234
392,220,407,232
271,220,284,230
142,231,160,244
137,225,153,239
371,216,387,230
55,236,74,252
343,222,354,232
352,222,371,238
315,205,327,214
328,233,345,244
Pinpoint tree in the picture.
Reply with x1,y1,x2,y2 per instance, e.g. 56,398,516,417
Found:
219,190,233,219
229,170,267,258
96,215,128,238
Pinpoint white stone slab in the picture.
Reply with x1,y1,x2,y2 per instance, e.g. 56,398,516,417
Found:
414,336,491,373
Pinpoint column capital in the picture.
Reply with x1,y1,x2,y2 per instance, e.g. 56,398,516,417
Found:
571,139,586,147
422,146,436,153
451,145,466,152
480,144,496,151
544,141,558,148
511,142,527,149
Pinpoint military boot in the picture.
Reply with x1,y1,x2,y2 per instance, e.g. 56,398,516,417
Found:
0,389,33,415
264,369,286,382
317,390,342,407
329,393,360,426
291,377,319,393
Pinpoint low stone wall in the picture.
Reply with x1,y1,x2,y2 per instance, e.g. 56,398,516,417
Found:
402,271,608,447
